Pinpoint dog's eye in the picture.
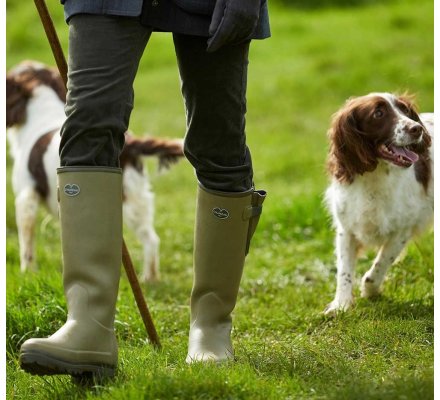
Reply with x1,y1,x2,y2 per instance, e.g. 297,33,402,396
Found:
373,109,384,119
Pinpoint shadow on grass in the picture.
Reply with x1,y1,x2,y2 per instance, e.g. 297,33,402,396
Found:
356,295,434,321
325,372,433,400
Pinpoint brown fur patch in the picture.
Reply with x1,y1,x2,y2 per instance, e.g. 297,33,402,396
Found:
120,133,184,171
414,152,432,192
327,96,396,183
28,130,57,199
6,61,66,127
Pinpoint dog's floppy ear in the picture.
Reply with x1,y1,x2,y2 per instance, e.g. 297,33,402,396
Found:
327,98,378,183
6,74,31,127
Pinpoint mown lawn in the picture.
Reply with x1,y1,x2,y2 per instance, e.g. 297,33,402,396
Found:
6,0,434,399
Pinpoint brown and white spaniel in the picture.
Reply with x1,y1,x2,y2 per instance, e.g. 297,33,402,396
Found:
6,60,185,282
324,93,433,314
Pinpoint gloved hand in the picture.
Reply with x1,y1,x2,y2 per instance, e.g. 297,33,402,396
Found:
207,0,261,53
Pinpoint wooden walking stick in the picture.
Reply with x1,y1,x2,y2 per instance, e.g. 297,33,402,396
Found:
34,0,161,348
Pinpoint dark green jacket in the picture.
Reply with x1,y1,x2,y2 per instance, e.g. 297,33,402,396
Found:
62,0,270,39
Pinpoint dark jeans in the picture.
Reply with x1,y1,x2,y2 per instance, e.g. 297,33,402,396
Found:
60,14,253,192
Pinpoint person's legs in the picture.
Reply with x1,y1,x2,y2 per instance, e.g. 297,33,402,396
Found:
173,34,253,192
173,34,266,362
19,15,152,378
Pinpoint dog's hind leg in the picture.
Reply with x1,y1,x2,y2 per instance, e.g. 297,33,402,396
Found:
138,229,160,283
123,198,160,283
122,165,160,282
15,188,40,272
361,233,410,298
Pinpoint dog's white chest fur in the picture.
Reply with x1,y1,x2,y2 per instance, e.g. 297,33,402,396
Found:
326,161,433,247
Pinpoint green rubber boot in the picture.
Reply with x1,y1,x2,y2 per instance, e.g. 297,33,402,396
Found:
19,167,122,378
186,185,266,363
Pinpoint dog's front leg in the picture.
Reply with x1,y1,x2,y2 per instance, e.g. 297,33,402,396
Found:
361,233,410,298
324,229,358,315
15,188,40,272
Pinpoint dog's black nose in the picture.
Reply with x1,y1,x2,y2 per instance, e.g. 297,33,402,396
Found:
408,124,423,139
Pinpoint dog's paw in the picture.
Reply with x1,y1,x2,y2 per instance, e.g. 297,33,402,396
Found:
360,274,382,299
323,297,354,316
20,260,38,273
139,257,160,283
140,269,160,284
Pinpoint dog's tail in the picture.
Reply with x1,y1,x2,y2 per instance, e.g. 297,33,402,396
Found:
121,132,185,171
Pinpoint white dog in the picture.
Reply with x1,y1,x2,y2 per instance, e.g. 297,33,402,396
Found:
6,60,184,282
324,93,433,314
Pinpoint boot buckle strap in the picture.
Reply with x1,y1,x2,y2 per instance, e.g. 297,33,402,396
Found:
242,205,263,221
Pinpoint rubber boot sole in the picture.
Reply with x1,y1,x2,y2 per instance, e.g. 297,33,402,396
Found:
19,349,115,379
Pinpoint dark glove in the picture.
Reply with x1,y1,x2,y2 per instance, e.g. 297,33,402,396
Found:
207,0,261,53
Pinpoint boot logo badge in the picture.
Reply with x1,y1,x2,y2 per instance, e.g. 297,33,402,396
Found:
212,207,229,219
64,184,80,197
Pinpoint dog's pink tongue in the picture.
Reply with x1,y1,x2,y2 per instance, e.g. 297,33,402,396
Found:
389,145,419,163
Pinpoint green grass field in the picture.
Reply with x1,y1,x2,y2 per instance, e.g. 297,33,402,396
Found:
6,0,434,398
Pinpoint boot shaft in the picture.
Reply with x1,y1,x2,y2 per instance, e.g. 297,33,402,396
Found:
58,167,123,327
191,185,266,324
187,185,266,362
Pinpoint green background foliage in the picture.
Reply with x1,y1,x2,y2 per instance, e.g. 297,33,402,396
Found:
6,0,433,398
